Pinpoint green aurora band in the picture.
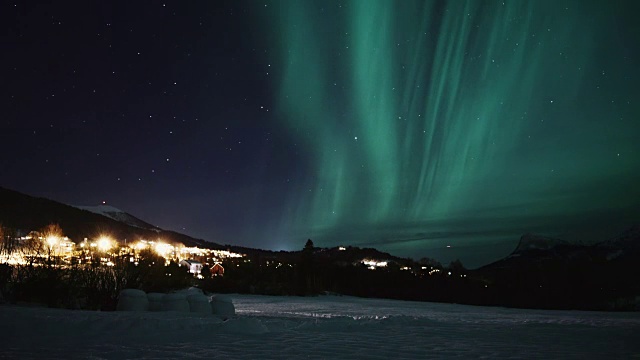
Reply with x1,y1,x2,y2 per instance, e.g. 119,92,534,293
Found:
260,1,639,266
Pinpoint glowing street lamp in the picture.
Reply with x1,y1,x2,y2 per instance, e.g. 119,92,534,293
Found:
97,236,113,252
46,235,59,248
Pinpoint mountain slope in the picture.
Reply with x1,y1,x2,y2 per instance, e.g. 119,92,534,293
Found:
511,234,570,254
473,227,640,310
481,227,640,271
74,204,161,231
0,186,220,249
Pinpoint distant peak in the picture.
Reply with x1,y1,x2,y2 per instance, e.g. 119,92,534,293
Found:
73,204,159,231
512,233,569,254
599,225,640,250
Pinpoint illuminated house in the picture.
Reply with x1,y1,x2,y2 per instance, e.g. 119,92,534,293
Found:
179,259,203,274
210,262,224,276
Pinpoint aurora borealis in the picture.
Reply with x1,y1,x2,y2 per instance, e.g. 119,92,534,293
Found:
263,0,639,266
1,1,638,267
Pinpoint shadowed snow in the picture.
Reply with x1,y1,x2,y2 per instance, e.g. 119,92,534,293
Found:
1,295,639,359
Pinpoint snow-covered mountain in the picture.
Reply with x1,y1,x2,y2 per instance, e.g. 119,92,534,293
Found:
0,186,220,249
481,225,640,272
598,225,640,250
74,204,161,232
594,225,640,260
511,234,570,255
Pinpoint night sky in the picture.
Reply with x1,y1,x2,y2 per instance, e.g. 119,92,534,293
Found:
1,1,638,268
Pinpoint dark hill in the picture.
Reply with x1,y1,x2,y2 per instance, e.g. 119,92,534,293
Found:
0,186,222,249
0,187,415,263
474,228,640,310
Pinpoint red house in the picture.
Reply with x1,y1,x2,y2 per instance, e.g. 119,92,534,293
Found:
210,262,224,276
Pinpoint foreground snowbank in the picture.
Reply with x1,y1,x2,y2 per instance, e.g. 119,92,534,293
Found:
2,294,639,359
116,288,235,319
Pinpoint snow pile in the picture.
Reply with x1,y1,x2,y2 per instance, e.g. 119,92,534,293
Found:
147,292,165,311
210,294,236,320
161,293,190,312
179,287,205,296
116,289,149,311
116,289,235,319
187,294,211,315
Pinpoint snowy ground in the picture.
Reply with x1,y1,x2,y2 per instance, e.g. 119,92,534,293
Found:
1,294,639,359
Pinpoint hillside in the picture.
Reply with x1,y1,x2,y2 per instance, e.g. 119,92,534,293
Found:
0,187,407,263
0,187,220,249
74,204,161,231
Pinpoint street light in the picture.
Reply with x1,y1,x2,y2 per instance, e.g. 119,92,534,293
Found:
46,235,59,247
97,236,113,252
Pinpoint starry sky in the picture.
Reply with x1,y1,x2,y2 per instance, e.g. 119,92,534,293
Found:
1,1,639,268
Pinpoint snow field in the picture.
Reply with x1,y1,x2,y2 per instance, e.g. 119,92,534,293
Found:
1,294,639,359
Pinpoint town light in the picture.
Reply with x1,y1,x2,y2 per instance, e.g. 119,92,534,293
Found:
46,235,59,247
97,236,113,252
154,242,173,257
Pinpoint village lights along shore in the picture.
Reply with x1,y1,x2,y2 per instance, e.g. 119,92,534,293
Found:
0,226,406,278
0,228,244,278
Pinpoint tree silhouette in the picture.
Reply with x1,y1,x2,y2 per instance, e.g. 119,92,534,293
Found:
41,223,64,267
0,224,17,260
296,239,319,295
448,259,465,273
304,239,314,252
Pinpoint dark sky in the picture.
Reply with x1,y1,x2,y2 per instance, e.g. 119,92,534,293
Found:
1,1,639,268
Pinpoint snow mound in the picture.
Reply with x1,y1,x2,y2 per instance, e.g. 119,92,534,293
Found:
117,289,149,311
177,287,204,296
187,294,211,316
211,295,236,320
162,293,190,312
147,293,165,312
118,289,236,317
